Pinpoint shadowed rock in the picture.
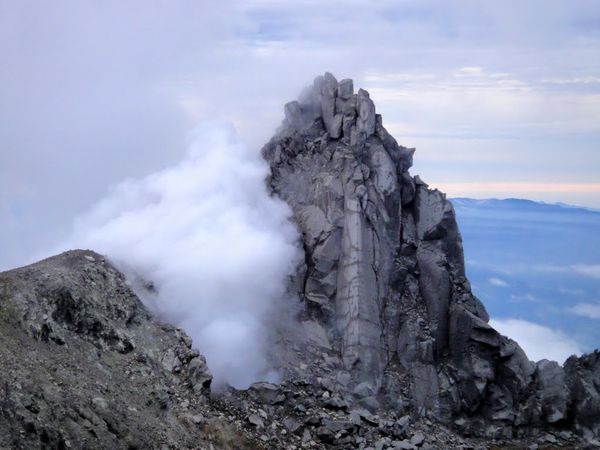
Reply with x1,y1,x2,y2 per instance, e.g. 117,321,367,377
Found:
262,73,600,440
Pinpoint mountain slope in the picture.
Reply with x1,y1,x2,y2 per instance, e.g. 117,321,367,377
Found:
0,250,253,450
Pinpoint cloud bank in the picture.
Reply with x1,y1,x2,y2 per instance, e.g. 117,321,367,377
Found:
569,303,600,320
2,1,600,271
488,277,508,287
490,318,582,364
61,122,299,388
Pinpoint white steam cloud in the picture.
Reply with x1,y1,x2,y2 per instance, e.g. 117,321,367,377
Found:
63,122,299,388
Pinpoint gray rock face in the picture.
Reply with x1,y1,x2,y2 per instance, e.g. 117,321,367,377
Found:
262,73,600,439
536,359,569,423
0,250,258,450
564,351,600,439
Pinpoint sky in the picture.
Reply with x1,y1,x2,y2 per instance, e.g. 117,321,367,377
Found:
1,1,599,367
2,1,600,270
453,198,600,363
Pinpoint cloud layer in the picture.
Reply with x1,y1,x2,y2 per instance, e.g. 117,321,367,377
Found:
2,1,600,271
454,198,600,358
60,122,299,388
490,318,582,364
570,303,600,320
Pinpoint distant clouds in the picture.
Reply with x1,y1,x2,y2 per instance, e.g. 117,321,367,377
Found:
362,65,600,139
542,77,600,85
454,198,600,359
488,277,508,287
1,0,600,266
462,262,600,280
535,264,600,280
509,293,540,304
571,264,600,280
438,182,600,195
490,318,582,364
569,303,600,320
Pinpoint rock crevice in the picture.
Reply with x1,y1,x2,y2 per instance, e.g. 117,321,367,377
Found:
262,72,600,440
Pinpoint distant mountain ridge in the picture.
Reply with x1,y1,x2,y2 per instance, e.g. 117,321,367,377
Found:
451,197,600,214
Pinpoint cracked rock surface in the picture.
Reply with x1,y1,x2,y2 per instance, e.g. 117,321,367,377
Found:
0,250,253,450
262,73,600,442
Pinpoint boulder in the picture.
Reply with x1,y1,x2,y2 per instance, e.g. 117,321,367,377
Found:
248,381,285,405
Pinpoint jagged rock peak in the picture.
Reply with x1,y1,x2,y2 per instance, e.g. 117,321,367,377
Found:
274,72,415,173
262,73,600,441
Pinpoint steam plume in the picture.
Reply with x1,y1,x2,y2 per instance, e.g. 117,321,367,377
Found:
64,122,299,388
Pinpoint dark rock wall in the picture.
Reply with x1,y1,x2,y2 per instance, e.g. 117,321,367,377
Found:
262,73,600,439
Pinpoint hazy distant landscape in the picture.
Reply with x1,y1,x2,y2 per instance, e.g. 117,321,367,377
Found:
453,197,600,362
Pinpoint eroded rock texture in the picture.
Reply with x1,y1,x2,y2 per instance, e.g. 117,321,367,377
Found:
262,73,600,440
0,250,246,450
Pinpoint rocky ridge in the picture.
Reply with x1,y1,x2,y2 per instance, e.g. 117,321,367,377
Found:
2,252,561,450
261,73,600,442
0,250,246,449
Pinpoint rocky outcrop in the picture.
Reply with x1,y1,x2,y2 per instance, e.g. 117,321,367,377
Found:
262,72,600,441
0,250,252,450
564,351,600,440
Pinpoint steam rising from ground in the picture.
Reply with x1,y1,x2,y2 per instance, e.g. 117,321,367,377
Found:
64,122,299,388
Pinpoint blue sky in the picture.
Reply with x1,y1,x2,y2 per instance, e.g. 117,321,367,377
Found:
1,1,599,362
453,198,600,362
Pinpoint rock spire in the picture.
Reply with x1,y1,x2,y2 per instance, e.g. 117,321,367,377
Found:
262,72,600,439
